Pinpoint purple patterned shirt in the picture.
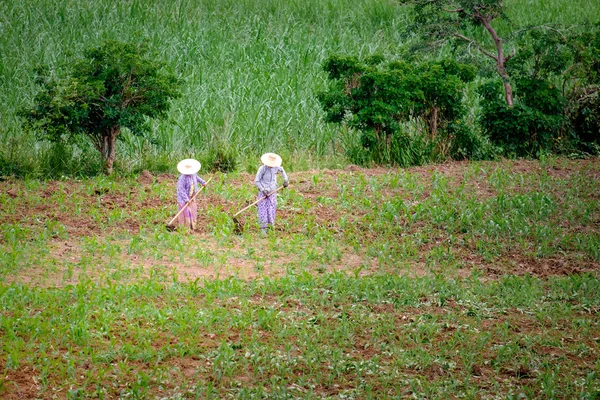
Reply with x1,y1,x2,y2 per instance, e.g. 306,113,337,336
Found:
177,174,207,203
254,165,288,193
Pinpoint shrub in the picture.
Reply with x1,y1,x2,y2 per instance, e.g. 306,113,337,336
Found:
447,121,496,161
478,80,565,157
567,86,600,148
203,144,237,173
0,154,26,177
318,55,475,165
19,40,181,174
506,25,600,154
565,27,600,149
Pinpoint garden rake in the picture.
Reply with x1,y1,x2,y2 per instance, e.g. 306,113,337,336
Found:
166,177,212,231
232,186,283,234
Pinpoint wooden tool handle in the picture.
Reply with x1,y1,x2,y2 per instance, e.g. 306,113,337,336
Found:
167,177,212,226
233,186,283,217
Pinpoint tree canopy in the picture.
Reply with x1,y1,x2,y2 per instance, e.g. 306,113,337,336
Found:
20,40,181,174
401,0,515,105
318,55,475,165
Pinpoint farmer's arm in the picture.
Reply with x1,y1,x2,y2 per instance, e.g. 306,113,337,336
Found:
195,175,207,186
280,167,289,187
177,176,190,203
254,166,266,191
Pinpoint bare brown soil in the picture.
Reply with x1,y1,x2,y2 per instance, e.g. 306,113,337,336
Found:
1,159,599,289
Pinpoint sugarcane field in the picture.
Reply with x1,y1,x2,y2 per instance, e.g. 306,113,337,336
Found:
1,0,600,398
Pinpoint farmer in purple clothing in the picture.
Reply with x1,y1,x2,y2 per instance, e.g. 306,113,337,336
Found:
255,153,289,235
176,159,207,230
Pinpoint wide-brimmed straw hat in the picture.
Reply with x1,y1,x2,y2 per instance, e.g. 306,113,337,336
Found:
177,159,201,175
261,153,282,167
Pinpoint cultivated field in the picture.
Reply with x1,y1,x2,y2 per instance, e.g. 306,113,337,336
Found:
1,158,599,398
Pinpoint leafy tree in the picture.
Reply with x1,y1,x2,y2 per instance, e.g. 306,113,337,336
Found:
318,55,474,164
410,59,476,139
478,79,564,157
400,0,516,105
564,26,600,148
505,26,600,152
319,55,419,163
20,41,181,174
507,28,573,84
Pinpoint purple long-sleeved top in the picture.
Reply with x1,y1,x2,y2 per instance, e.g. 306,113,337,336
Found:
254,165,288,193
177,174,207,203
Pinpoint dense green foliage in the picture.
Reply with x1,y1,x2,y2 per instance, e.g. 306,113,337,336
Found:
1,0,599,175
477,26,600,157
478,80,565,157
566,27,600,149
318,56,477,165
19,41,181,174
401,0,599,159
401,0,517,107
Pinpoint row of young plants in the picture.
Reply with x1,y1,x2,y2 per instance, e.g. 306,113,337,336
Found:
1,159,598,397
1,266,599,397
1,158,598,282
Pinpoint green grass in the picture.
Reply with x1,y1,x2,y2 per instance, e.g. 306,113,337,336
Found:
0,158,599,398
1,0,599,174
0,0,408,173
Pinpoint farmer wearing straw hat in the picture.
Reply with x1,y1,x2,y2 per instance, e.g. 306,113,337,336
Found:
254,153,289,235
176,159,207,230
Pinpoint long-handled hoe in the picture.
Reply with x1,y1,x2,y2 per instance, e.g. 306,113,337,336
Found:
232,186,283,234
166,177,212,231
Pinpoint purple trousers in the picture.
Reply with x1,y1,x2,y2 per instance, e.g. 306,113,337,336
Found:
177,199,198,228
257,193,277,229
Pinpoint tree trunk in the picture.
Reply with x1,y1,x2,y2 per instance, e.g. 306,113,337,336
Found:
374,125,382,143
100,126,120,174
429,106,438,139
386,132,392,152
479,16,514,106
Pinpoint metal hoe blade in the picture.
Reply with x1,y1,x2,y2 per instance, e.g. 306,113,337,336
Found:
232,216,244,235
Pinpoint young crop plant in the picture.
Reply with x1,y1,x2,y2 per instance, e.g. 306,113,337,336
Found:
20,40,181,174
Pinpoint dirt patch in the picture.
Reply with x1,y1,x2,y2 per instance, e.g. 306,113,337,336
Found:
138,170,154,185
0,365,39,400
484,254,600,278
1,159,599,286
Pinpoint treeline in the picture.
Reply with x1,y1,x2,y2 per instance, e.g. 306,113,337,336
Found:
318,26,600,166
0,0,598,177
